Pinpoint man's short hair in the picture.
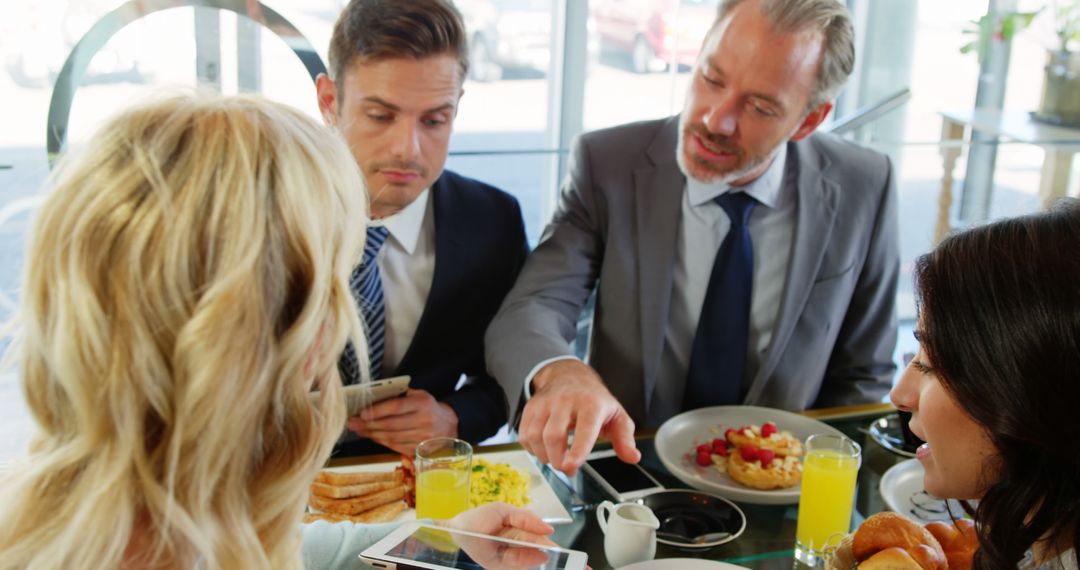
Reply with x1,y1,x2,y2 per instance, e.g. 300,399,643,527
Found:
717,0,855,107
328,0,469,87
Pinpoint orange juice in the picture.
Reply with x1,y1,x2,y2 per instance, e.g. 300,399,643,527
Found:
416,468,470,519
796,448,860,551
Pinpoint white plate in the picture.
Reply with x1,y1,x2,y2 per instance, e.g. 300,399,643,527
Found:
879,459,970,524
655,406,847,505
620,558,750,570
320,449,573,524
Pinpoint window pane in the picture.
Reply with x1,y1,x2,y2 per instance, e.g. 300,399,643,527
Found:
585,0,718,130
455,0,559,245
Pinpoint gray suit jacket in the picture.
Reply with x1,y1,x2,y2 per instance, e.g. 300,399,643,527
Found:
486,116,899,425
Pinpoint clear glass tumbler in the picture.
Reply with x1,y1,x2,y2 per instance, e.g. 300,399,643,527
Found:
794,434,861,567
415,437,472,520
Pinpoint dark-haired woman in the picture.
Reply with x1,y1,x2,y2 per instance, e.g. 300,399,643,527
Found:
891,198,1079,569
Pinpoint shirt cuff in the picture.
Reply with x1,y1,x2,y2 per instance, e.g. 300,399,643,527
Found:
523,356,582,400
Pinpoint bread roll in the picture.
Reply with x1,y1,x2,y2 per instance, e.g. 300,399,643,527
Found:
858,547,925,570
852,513,946,570
925,520,977,570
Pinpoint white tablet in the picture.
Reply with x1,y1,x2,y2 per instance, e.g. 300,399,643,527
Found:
360,522,588,570
309,375,410,416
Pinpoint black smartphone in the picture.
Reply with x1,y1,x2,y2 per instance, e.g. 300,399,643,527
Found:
581,449,664,501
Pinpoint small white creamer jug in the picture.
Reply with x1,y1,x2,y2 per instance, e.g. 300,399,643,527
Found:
596,500,660,568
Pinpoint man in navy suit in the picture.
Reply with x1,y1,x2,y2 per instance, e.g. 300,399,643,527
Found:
316,0,528,456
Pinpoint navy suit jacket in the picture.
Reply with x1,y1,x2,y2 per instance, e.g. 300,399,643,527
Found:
335,170,529,456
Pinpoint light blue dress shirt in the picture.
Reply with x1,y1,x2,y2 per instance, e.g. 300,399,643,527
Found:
649,144,796,424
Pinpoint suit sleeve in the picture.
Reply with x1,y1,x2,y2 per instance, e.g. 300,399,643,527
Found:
442,196,530,443
814,154,900,407
484,134,607,423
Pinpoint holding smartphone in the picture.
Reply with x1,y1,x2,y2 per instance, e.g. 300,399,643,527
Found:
308,375,410,416
581,449,664,502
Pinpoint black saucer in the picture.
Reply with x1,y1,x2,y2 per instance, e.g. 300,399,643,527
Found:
636,489,746,549
868,413,923,457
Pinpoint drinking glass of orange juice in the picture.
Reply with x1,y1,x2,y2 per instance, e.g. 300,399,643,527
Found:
415,437,472,520
794,434,861,567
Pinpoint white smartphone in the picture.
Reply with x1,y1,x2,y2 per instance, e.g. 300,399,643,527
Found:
309,375,410,416
359,522,588,570
581,449,664,502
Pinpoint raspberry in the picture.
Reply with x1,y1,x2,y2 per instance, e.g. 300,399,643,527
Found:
725,428,738,443
758,449,776,468
740,443,760,461
761,422,778,438
696,451,712,466
697,443,711,454
711,438,726,453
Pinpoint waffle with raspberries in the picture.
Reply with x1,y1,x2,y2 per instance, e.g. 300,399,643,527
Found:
692,421,804,490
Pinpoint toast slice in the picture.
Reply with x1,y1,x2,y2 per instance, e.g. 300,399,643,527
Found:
303,500,407,524
309,485,407,516
314,468,402,487
310,480,401,499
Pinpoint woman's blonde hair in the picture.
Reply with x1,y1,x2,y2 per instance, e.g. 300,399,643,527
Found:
0,92,368,569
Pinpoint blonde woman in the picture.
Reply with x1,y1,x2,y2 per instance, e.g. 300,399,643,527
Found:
0,93,552,569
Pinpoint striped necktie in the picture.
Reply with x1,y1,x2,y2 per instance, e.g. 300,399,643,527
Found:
683,191,758,409
338,226,391,384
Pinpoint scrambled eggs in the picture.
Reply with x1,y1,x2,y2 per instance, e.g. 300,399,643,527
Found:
469,459,531,508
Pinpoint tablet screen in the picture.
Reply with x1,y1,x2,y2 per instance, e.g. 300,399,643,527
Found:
383,526,575,570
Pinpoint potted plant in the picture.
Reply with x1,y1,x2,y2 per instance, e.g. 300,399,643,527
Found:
1036,2,1080,126
961,2,1080,127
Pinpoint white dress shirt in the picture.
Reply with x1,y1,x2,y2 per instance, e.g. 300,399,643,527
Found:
370,189,436,374
648,145,796,424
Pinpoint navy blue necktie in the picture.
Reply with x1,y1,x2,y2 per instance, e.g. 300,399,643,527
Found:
683,191,758,409
338,226,391,385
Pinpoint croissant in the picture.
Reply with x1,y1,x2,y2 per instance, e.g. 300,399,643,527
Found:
851,512,947,570
925,519,978,570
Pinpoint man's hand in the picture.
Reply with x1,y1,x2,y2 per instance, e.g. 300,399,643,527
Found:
443,503,557,569
519,360,640,476
346,388,458,456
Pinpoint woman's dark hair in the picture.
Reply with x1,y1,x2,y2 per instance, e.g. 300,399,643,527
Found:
914,198,1080,568
327,0,469,91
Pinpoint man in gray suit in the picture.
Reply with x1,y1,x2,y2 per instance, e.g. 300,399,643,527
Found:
485,0,899,475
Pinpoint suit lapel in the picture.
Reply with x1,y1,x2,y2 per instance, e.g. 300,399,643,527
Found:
636,118,684,406
745,139,838,402
395,177,460,373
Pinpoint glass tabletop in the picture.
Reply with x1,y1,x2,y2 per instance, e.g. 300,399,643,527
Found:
544,404,906,569
327,403,909,570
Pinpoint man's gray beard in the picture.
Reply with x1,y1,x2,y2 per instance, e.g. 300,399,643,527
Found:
675,120,802,185
676,135,777,185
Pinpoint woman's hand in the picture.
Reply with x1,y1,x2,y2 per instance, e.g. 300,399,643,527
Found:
440,503,557,569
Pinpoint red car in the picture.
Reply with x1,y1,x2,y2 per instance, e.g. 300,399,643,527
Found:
591,0,719,73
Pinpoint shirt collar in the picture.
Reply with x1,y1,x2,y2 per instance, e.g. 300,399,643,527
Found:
370,188,429,255
687,143,787,209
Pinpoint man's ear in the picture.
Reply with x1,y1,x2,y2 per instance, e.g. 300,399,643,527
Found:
315,73,338,126
790,100,833,141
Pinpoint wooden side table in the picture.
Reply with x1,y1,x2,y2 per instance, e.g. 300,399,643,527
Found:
936,109,1080,243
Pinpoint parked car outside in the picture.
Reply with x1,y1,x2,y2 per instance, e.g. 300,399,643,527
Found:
458,0,551,81
458,0,598,82
590,0,718,74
